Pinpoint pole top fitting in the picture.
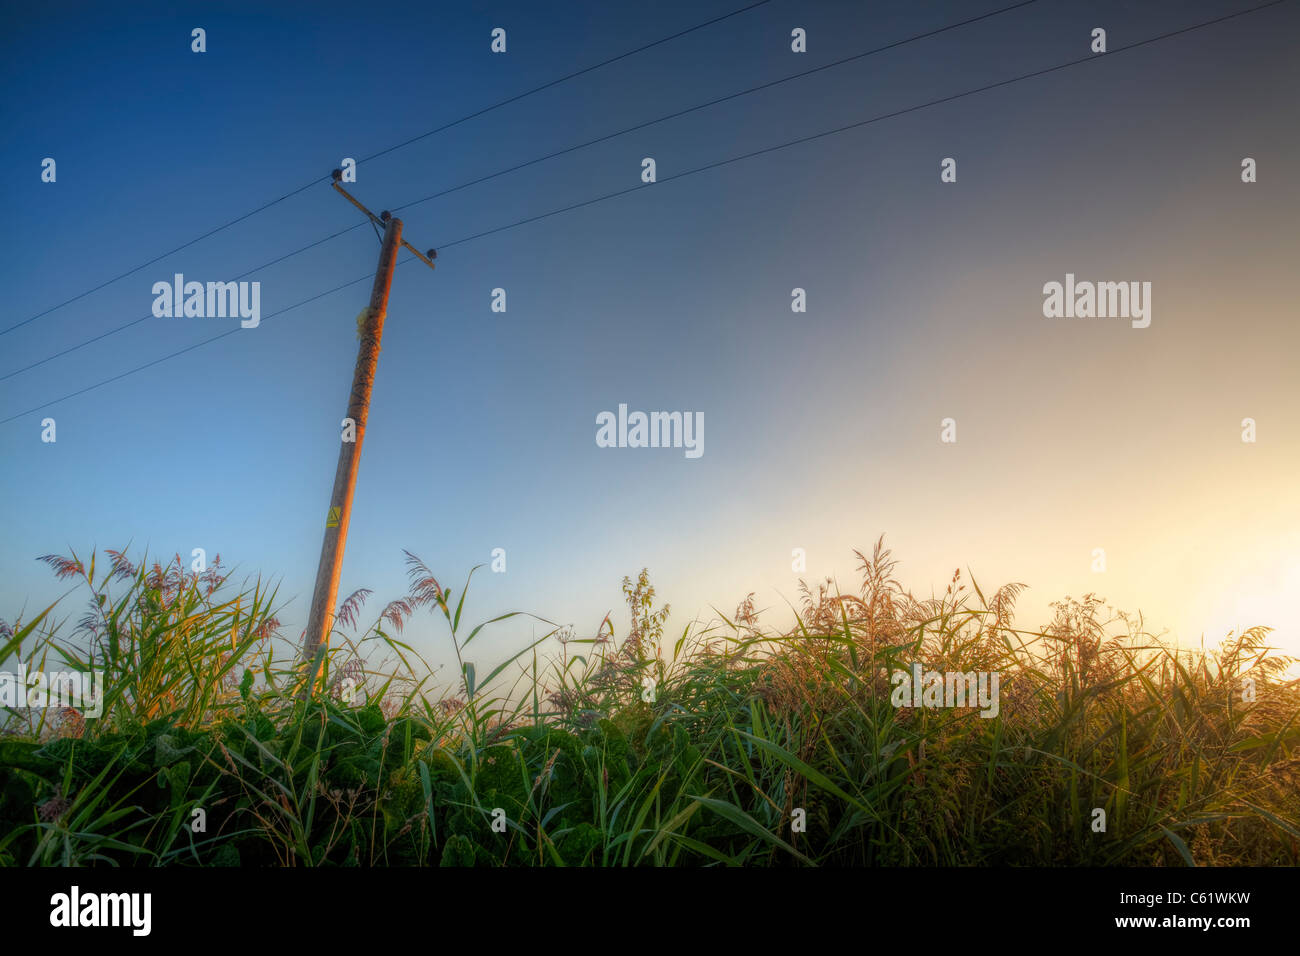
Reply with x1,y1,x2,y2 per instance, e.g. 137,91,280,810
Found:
331,168,343,182
427,249,437,260
380,210,391,222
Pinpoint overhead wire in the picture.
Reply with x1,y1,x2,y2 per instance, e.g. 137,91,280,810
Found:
1,0,1287,426
2,0,1043,383
0,0,774,339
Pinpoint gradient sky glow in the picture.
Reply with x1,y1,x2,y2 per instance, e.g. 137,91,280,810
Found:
2,0,1298,692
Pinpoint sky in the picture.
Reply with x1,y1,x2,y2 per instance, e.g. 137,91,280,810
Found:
2,0,1297,695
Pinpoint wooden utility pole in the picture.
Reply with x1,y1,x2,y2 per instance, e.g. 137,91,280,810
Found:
300,172,437,698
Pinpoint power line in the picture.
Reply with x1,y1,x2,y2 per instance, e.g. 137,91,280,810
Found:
0,223,366,383
434,0,1291,249
3,0,1041,384
0,0,774,340
2,0,1287,426
0,182,332,341
357,0,776,166
393,0,1042,215
0,268,390,426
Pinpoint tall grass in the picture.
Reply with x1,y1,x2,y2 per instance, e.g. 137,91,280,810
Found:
1,538,1296,866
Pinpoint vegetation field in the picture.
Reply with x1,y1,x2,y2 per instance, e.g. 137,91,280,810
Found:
2,539,1296,867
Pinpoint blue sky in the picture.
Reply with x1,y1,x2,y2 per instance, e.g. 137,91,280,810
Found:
3,0,1298,692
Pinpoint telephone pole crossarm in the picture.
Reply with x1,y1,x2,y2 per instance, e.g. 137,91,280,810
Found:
331,172,438,272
